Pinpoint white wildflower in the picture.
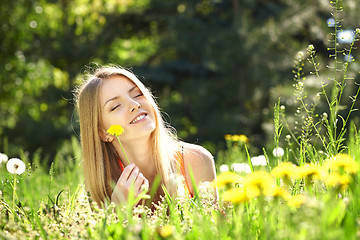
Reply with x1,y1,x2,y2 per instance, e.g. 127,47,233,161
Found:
219,164,230,173
322,112,328,120
231,163,251,174
251,155,267,166
272,147,285,157
198,181,214,199
6,158,26,175
0,153,8,164
297,51,304,58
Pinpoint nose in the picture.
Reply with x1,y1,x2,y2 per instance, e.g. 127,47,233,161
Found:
130,100,141,112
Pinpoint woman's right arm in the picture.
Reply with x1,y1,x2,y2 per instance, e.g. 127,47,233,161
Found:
111,163,149,205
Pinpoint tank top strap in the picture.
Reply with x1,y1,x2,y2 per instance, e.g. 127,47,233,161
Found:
117,157,124,171
176,145,193,198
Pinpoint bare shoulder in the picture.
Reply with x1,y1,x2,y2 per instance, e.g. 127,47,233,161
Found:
181,142,216,185
182,142,213,163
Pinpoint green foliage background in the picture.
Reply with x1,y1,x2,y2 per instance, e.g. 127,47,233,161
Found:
1,0,360,162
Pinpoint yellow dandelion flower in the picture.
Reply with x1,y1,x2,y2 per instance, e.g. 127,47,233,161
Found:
210,171,243,188
297,163,325,180
286,194,305,208
234,134,249,143
224,134,233,141
106,124,130,163
271,162,298,179
325,153,359,174
224,134,249,143
244,170,274,198
222,188,249,204
323,172,350,189
107,124,124,136
264,185,290,199
158,225,175,238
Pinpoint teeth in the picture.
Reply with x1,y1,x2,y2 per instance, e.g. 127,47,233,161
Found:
131,114,146,123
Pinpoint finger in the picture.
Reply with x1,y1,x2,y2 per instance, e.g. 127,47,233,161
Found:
143,178,149,190
139,178,150,195
118,163,136,182
127,166,139,183
134,173,146,194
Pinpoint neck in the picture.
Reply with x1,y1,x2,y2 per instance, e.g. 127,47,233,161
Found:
113,135,156,177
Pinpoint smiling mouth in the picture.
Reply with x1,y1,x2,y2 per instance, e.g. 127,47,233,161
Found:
130,113,147,124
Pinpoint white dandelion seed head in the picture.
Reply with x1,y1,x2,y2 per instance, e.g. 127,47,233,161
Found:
251,155,267,166
6,158,26,175
219,164,230,173
231,163,251,174
0,153,8,164
272,147,285,157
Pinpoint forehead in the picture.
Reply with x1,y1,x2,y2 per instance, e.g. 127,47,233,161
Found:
99,75,137,100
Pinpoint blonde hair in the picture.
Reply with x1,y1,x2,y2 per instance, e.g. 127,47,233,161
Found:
75,64,179,205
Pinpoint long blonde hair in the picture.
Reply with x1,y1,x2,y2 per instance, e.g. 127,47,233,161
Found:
75,64,179,205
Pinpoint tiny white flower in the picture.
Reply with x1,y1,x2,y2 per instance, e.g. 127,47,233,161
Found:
231,163,251,174
251,155,267,166
6,158,26,175
272,147,284,157
219,164,230,173
0,153,8,164
322,112,328,120
198,181,213,199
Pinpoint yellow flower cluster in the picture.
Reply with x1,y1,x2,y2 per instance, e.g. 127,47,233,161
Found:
214,153,359,208
224,134,249,143
270,153,358,188
214,171,294,206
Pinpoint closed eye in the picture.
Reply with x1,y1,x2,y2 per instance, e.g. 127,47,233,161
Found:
134,92,143,98
110,105,120,111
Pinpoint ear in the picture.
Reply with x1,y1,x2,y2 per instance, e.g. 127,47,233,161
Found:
99,129,114,143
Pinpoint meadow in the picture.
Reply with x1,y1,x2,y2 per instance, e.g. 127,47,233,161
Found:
1,1,360,239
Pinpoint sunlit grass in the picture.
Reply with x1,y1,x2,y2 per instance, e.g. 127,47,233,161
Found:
1,1,360,239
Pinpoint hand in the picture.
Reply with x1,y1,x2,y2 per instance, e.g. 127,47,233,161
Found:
111,163,149,205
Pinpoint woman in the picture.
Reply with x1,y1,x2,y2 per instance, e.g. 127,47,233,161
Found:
75,64,217,207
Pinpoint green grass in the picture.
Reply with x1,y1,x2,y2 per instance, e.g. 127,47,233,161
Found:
1,1,360,239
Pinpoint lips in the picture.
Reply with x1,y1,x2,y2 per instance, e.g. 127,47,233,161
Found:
130,113,147,124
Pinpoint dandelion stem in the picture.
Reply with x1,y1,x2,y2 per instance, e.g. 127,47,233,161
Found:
117,136,130,164
12,174,17,209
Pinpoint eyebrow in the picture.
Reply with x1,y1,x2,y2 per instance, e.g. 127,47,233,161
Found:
103,85,138,108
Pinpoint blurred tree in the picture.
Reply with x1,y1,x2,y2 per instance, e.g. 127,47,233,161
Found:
1,0,359,160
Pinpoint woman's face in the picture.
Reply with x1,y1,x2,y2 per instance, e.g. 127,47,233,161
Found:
99,75,156,142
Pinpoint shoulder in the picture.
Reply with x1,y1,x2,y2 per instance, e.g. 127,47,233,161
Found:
182,142,214,163
181,142,216,183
